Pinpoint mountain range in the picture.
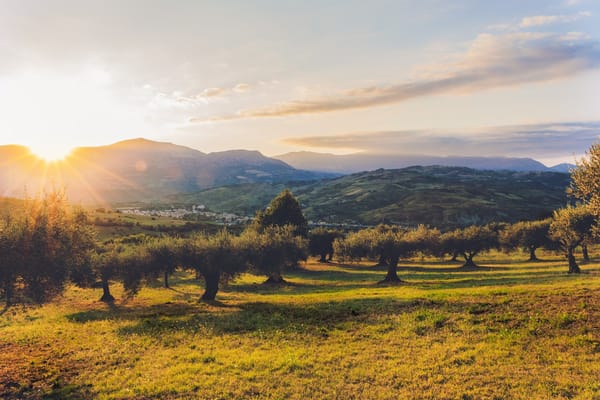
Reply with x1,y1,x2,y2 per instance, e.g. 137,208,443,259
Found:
0,139,330,203
0,138,574,219
169,166,571,228
273,151,574,174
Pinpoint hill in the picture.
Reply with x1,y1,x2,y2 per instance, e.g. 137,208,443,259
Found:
169,166,571,228
0,139,331,203
274,151,556,174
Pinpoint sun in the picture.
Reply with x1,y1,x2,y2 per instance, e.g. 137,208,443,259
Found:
29,144,74,162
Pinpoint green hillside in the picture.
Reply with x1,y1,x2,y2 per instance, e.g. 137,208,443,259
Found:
167,166,572,228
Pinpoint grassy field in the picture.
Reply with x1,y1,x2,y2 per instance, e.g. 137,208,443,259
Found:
1,252,599,399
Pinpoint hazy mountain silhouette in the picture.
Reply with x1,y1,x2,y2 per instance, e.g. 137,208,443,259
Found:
274,151,560,173
0,139,331,203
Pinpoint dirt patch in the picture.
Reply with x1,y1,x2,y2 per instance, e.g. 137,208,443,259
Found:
0,342,92,399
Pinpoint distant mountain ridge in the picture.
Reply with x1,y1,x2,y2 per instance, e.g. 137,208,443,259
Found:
274,151,570,173
169,166,571,229
0,139,331,203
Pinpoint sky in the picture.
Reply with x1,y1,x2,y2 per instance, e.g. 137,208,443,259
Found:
0,0,599,165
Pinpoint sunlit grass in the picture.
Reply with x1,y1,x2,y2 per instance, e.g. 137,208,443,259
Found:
1,252,599,399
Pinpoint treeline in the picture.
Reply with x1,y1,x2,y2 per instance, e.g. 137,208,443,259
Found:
334,206,596,283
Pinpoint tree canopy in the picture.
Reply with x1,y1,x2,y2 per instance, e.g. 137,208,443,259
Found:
254,189,308,236
549,206,595,273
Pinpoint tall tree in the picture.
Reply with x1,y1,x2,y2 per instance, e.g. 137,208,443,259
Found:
254,189,308,237
570,142,600,218
549,206,595,273
252,189,308,282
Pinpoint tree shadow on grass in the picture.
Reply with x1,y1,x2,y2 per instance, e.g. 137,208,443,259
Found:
113,297,443,339
66,302,205,323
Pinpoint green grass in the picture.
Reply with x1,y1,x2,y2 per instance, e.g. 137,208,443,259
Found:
1,252,599,399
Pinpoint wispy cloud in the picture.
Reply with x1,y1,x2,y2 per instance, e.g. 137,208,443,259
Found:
283,121,600,159
191,32,600,122
519,11,591,28
192,83,252,100
198,87,230,98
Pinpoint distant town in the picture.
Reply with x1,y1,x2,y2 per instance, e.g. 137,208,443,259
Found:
116,205,371,229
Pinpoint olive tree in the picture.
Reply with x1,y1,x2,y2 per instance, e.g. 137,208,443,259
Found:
441,225,498,268
309,228,343,263
240,225,308,284
335,225,414,284
179,230,245,301
145,236,183,288
549,206,595,273
0,191,96,306
570,142,600,217
500,219,552,261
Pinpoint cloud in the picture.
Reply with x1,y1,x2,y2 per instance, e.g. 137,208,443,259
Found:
519,11,591,28
233,83,251,92
192,32,600,122
191,83,252,100
197,87,229,98
283,121,600,159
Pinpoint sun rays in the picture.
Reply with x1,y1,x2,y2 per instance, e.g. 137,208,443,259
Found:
0,147,147,206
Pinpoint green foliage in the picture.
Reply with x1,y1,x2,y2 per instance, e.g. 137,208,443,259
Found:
254,189,308,236
335,225,442,283
145,236,184,288
0,191,96,305
89,243,151,302
240,225,308,284
179,230,246,300
500,219,553,261
570,142,600,220
549,206,596,273
441,225,499,268
308,228,343,262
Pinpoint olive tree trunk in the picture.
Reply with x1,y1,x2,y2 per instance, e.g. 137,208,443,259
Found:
200,270,220,301
567,247,581,274
164,271,170,288
528,246,539,262
582,244,590,262
264,270,286,284
461,252,478,268
379,256,401,284
100,279,115,302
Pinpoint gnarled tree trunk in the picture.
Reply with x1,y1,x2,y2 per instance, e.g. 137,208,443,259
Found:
100,279,115,302
582,244,590,262
567,247,581,274
4,280,13,308
461,252,478,268
264,270,286,284
375,254,388,267
528,246,539,262
450,251,460,262
164,271,170,288
379,256,401,284
201,270,220,301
